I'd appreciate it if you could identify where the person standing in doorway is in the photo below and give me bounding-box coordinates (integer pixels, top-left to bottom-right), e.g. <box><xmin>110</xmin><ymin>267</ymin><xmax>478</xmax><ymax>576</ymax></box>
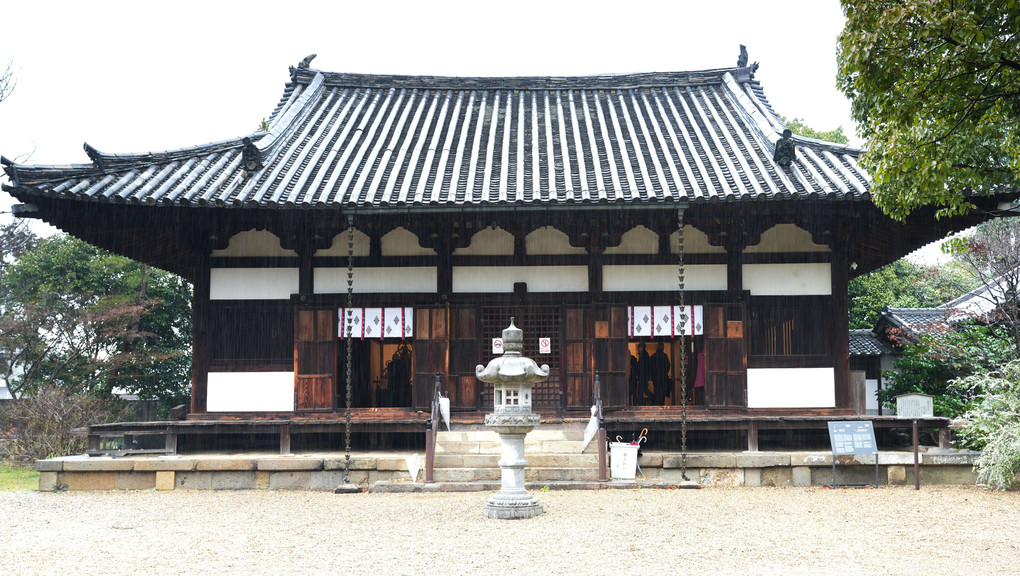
<box><xmin>649</xmin><ymin>342</ymin><xmax>671</xmax><ymax>406</ymax></box>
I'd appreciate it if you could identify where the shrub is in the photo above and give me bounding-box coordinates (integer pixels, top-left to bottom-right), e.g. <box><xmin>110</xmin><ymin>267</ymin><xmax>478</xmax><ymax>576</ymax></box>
<box><xmin>0</xmin><ymin>386</ymin><xmax>131</xmax><ymax>463</ymax></box>
<box><xmin>953</xmin><ymin>361</ymin><xmax>1020</xmax><ymax>490</ymax></box>
<box><xmin>880</xmin><ymin>325</ymin><xmax>1016</xmax><ymax>418</ymax></box>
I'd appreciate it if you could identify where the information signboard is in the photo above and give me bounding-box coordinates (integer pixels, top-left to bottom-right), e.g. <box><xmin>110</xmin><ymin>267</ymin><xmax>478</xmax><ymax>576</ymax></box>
<box><xmin>827</xmin><ymin>420</ymin><xmax>879</xmax><ymax>488</ymax></box>
<box><xmin>827</xmin><ymin>421</ymin><xmax>877</xmax><ymax>456</ymax></box>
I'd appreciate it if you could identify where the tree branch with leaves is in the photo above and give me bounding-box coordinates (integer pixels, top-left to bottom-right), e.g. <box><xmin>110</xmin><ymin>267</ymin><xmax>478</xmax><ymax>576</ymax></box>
<box><xmin>838</xmin><ymin>0</ymin><xmax>1020</xmax><ymax>220</ymax></box>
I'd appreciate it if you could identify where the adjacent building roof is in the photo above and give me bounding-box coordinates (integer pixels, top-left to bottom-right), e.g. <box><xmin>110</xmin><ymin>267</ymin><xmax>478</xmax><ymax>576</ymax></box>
<box><xmin>849</xmin><ymin>329</ymin><xmax>896</xmax><ymax>356</ymax></box>
<box><xmin>2</xmin><ymin>58</ymin><xmax>870</xmax><ymax>212</ymax></box>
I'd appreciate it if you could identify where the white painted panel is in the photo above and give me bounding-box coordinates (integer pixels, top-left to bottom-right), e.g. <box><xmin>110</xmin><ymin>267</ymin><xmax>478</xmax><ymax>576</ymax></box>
<box><xmin>525</xmin><ymin>227</ymin><xmax>586</xmax><ymax>255</ymax></box>
<box><xmin>207</xmin><ymin>372</ymin><xmax>294</xmax><ymax>412</ymax></box>
<box><xmin>747</xmin><ymin>367</ymin><xmax>836</xmax><ymax>408</ymax></box>
<box><xmin>742</xmin><ymin>263</ymin><xmax>831</xmax><ymax>296</ymax></box>
<box><xmin>602</xmin><ymin>265</ymin><xmax>727</xmax><ymax>292</ymax></box>
<box><xmin>211</xmin><ymin>230</ymin><xmax>297</xmax><ymax>257</ymax></box>
<box><xmin>453</xmin><ymin>226</ymin><xmax>514</xmax><ymax>256</ymax></box>
<box><xmin>315</xmin><ymin>267</ymin><xmax>437</xmax><ymax>293</ymax></box>
<box><xmin>866</xmin><ymin>378</ymin><xmax>879</xmax><ymax>412</ymax></box>
<box><xmin>210</xmin><ymin>268</ymin><xmax>299</xmax><ymax>300</ymax></box>
<box><xmin>744</xmin><ymin>224</ymin><xmax>830</xmax><ymax>253</ymax></box>
<box><xmin>381</xmin><ymin>227</ymin><xmax>436</xmax><ymax>256</ymax></box>
<box><xmin>452</xmin><ymin>266</ymin><xmax>588</xmax><ymax>292</ymax></box>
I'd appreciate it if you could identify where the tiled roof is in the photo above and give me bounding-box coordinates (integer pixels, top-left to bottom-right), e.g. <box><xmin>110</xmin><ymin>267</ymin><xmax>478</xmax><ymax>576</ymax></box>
<box><xmin>2</xmin><ymin>62</ymin><xmax>870</xmax><ymax>211</ymax></box>
<box><xmin>880</xmin><ymin>307</ymin><xmax>953</xmax><ymax>341</ymax></box>
<box><xmin>849</xmin><ymin>329</ymin><xmax>896</xmax><ymax>356</ymax></box>
<box><xmin>939</xmin><ymin>276</ymin><xmax>1012</xmax><ymax>321</ymax></box>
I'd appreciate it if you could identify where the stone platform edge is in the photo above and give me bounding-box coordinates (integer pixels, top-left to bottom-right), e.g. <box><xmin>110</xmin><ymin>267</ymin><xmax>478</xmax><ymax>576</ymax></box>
<box><xmin>35</xmin><ymin>450</ymin><xmax>980</xmax><ymax>492</ymax></box>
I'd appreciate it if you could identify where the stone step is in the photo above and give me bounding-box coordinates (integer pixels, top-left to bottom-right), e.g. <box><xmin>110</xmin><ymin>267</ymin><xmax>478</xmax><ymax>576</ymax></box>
<box><xmin>432</xmin><ymin>467</ymin><xmax>601</xmax><ymax>483</ymax></box>
<box><xmin>434</xmin><ymin>439</ymin><xmax>598</xmax><ymax>455</ymax></box>
<box><xmin>437</xmin><ymin>426</ymin><xmax>590</xmax><ymax>444</ymax></box>
<box><xmin>433</xmin><ymin>453</ymin><xmax>598</xmax><ymax>469</ymax></box>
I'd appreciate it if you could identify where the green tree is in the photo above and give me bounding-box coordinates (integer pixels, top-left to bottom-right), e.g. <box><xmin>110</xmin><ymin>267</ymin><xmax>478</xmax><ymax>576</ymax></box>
<box><xmin>0</xmin><ymin>234</ymin><xmax>191</xmax><ymax>408</ymax></box>
<box><xmin>848</xmin><ymin>259</ymin><xmax>974</xmax><ymax>329</ymax></box>
<box><xmin>837</xmin><ymin>1</ymin><xmax>1020</xmax><ymax>220</ymax></box>
<box><xmin>946</xmin><ymin>217</ymin><xmax>1020</xmax><ymax>356</ymax></box>
<box><xmin>880</xmin><ymin>325</ymin><xmax>1015</xmax><ymax>417</ymax></box>
<box><xmin>779</xmin><ymin>115</ymin><xmax>849</xmax><ymax>145</ymax></box>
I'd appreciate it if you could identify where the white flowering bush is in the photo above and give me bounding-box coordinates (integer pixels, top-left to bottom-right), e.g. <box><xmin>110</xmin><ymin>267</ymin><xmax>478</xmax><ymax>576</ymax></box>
<box><xmin>954</xmin><ymin>361</ymin><xmax>1020</xmax><ymax>490</ymax></box>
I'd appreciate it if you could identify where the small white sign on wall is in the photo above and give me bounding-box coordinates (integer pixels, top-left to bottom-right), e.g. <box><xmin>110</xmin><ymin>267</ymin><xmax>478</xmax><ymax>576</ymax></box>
<box><xmin>896</xmin><ymin>394</ymin><xmax>934</xmax><ymax>419</ymax></box>
<box><xmin>539</xmin><ymin>338</ymin><xmax>551</xmax><ymax>354</ymax></box>
<box><xmin>492</xmin><ymin>338</ymin><xmax>504</xmax><ymax>354</ymax></box>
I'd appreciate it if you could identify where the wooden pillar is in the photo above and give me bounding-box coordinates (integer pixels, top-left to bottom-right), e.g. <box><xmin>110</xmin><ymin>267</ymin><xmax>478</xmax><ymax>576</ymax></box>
<box><xmin>830</xmin><ymin>226</ymin><xmax>852</xmax><ymax>409</ymax></box>
<box><xmin>725</xmin><ymin>238</ymin><xmax>744</xmax><ymax>300</ymax></box>
<box><xmin>747</xmin><ymin>420</ymin><xmax>759</xmax><ymax>452</ymax></box>
<box><xmin>298</xmin><ymin>241</ymin><xmax>314</xmax><ymax>296</ymax></box>
<box><xmin>190</xmin><ymin>255</ymin><xmax>211</xmax><ymax>416</ymax></box>
<box><xmin>588</xmin><ymin>247</ymin><xmax>603</xmax><ymax>297</ymax></box>
<box><xmin>436</xmin><ymin>238</ymin><xmax>453</xmax><ymax>299</ymax></box>
<box><xmin>280</xmin><ymin>423</ymin><xmax>291</xmax><ymax>455</ymax></box>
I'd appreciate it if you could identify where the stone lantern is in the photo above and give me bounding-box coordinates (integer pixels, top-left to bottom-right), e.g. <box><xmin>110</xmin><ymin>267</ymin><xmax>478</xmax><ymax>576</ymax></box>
<box><xmin>475</xmin><ymin>318</ymin><xmax>548</xmax><ymax>519</ymax></box>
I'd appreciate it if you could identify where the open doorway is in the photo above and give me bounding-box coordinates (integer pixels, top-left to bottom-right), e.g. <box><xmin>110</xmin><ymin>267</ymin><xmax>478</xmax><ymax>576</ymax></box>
<box><xmin>626</xmin><ymin>337</ymin><xmax>705</xmax><ymax>407</ymax></box>
<box><xmin>338</xmin><ymin>340</ymin><xmax>414</xmax><ymax>408</ymax></box>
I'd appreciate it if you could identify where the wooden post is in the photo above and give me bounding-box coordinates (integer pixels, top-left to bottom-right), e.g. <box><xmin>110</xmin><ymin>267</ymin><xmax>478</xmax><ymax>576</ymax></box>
<box><xmin>164</xmin><ymin>429</ymin><xmax>178</xmax><ymax>455</ymax></box>
<box><xmin>424</xmin><ymin>372</ymin><xmax>441</xmax><ymax>484</ymax></box>
<box><xmin>747</xmin><ymin>420</ymin><xmax>759</xmax><ymax>452</ymax></box>
<box><xmin>595</xmin><ymin>372</ymin><xmax>608</xmax><ymax>482</ymax></box>
<box><xmin>280</xmin><ymin>423</ymin><xmax>291</xmax><ymax>455</ymax></box>
<box><xmin>913</xmin><ymin>419</ymin><xmax>920</xmax><ymax>490</ymax></box>
<box><xmin>597</xmin><ymin>428</ymin><xmax>608</xmax><ymax>482</ymax></box>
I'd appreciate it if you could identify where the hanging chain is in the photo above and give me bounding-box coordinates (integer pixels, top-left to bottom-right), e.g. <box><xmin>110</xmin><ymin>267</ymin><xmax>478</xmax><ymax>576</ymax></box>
<box><xmin>343</xmin><ymin>220</ymin><xmax>355</xmax><ymax>484</ymax></box>
<box><xmin>677</xmin><ymin>205</ymin><xmax>689</xmax><ymax>482</ymax></box>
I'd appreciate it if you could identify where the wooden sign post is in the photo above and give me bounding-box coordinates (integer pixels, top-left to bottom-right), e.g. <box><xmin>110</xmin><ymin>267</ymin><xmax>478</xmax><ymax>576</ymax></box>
<box><xmin>896</xmin><ymin>394</ymin><xmax>934</xmax><ymax>490</ymax></box>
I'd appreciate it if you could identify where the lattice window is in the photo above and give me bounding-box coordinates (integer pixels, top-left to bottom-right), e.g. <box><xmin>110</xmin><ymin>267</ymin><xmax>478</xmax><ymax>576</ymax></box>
<box><xmin>480</xmin><ymin>306</ymin><xmax>561</xmax><ymax>410</ymax></box>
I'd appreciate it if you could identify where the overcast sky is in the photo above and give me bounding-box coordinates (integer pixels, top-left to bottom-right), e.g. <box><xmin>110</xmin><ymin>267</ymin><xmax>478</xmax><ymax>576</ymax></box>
<box><xmin>0</xmin><ymin>1</ymin><xmax>899</xmax><ymax>248</ymax></box>
<box><xmin>0</xmin><ymin>0</ymin><xmax>854</xmax><ymax>165</ymax></box>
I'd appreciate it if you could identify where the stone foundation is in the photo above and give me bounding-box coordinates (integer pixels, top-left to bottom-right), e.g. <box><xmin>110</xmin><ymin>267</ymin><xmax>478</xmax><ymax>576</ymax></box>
<box><xmin>36</xmin><ymin>449</ymin><xmax>980</xmax><ymax>492</ymax></box>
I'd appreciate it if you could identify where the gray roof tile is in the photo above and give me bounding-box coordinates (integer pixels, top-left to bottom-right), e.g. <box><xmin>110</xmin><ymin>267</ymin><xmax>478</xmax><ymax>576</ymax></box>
<box><xmin>3</xmin><ymin>66</ymin><xmax>871</xmax><ymax>211</ymax></box>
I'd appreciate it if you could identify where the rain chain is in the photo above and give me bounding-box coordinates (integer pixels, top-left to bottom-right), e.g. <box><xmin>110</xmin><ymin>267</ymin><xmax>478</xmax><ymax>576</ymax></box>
<box><xmin>343</xmin><ymin>219</ymin><xmax>355</xmax><ymax>484</ymax></box>
<box><xmin>676</xmin><ymin>205</ymin><xmax>690</xmax><ymax>482</ymax></box>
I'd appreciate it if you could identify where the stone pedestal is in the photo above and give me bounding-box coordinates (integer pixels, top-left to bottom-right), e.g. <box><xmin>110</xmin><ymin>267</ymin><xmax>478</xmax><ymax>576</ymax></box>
<box><xmin>476</xmin><ymin>318</ymin><xmax>548</xmax><ymax>520</ymax></box>
<box><xmin>484</xmin><ymin>416</ymin><xmax>543</xmax><ymax>519</ymax></box>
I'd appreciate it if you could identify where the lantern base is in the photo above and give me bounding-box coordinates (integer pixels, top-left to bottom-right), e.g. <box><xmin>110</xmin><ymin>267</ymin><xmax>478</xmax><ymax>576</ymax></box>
<box><xmin>483</xmin><ymin>490</ymin><xmax>544</xmax><ymax>519</ymax></box>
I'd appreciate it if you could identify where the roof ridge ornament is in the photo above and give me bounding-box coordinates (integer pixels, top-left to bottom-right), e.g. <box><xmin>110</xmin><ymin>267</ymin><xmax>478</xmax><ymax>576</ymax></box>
<box><xmin>290</xmin><ymin>54</ymin><xmax>317</xmax><ymax>81</ymax></box>
<box><xmin>773</xmin><ymin>128</ymin><xmax>797</xmax><ymax>168</ymax></box>
<box><xmin>241</xmin><ymin>137</ymin><xmax>263</xmax><ymax>172</ymax></box>
<box><xmin>83</xmin><ymin>142</ymin><xmax>105</xmax><ymax>170</ymax></box>
<box><xmin>737</xmin><ymin>45</ymin><xmax>760</xmax><ymax>79</ymax></box>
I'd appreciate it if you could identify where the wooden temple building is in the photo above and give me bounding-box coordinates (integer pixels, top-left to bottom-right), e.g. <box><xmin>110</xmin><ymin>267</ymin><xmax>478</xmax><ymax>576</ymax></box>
<box><xmin>3</xmin><ymin>53</ymin><xmax>1013</xmax><ymax>453</ymax></box>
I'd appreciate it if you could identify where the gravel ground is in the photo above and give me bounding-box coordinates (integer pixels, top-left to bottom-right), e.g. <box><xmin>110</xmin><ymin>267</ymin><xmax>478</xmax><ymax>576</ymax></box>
<box><xmin>1</xmin><ymin>486</ymin><xmax>1018</xmax><ymax>575</ymax></box>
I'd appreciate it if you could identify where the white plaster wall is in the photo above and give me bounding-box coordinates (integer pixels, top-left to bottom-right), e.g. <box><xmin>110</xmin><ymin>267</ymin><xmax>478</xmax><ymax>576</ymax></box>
<box><xmin>604</xmin><ymin>225</ymin><xmax>659</xmax><ymax>255</ymax></box>
<box><xmin>452</xmin><ymin>266</ymin><xmax>588</xmax><ymax>292</ymax></box>
<box><xmin>453</xmin><ymin>227</ymin><xmax>514</xmax><ymax>256</ymax></box>
<box><xmin>210</xmin><ymin>268</ymin><xmax>299</xmax><ymax>300</ymax></box>
<box><xmin>746</xmin><ymin>367</ymin><xmax>836</xmax><ymax>408</ymax></box>
<box><xmin>211</xmin><ymin>230</ymin><xmax>298</xmax><ymax>258</ymax></box>
<box><xmin>669</xmin><ymin>226</ymin><xmax>726</xmax><ymax>254</ymax></box>
<box><xmin>866</xmin><ymin>378</ymin><xmax>880</xmax><ymax>412</ymax></box>
<box><xmin>315</xmin><ymin>228</ymin><xmax>371</xmax><ymax>257</ymax></box>
<box><xmin>744</xmin><ymin>224</ymin><xmax>830</xmax><ymax>253</ymax></box>
<box><xmin>742</xmin><ymin>263</ymin><xmax>832</xmax><ymax>296</ymax></box>
<box><xmin>206</xmin><ymin>371</ymin><xmax>295</xmax><ymax>412</ymax></box>
<box><xmin>602</xmin><ymin>264</ymin><xmax>727</xmax><ymax>292</ymax></box>
<box><xmin>381</xmin><ymin>227</ymin><xmax>436</xmax><ymax>256</ymax></box>
<box><xmin>525</xmin><ymin>227</ymin><xmax>586</xmax><ymax>255</ymax></box>
<box><xmin>315</xmin><ymin>267</ymin><xmax>437</xmax><ymax>293</ymax></box>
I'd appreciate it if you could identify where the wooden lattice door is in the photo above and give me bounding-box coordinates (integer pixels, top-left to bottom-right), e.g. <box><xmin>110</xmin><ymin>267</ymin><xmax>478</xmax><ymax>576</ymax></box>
<box><xmin>479</xmin><ymin>306</ymin><xmax>562</xmax><ymax>412</ymax></box>
<box><xmin>294</xmin><ymin>306</ymin><xmax>337</xmax><ymax>412</ymax></box>
<box><xmin>704</xmin><ymin>303</ymin><xmax>747</xmax><ymax>409</ymax></box>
